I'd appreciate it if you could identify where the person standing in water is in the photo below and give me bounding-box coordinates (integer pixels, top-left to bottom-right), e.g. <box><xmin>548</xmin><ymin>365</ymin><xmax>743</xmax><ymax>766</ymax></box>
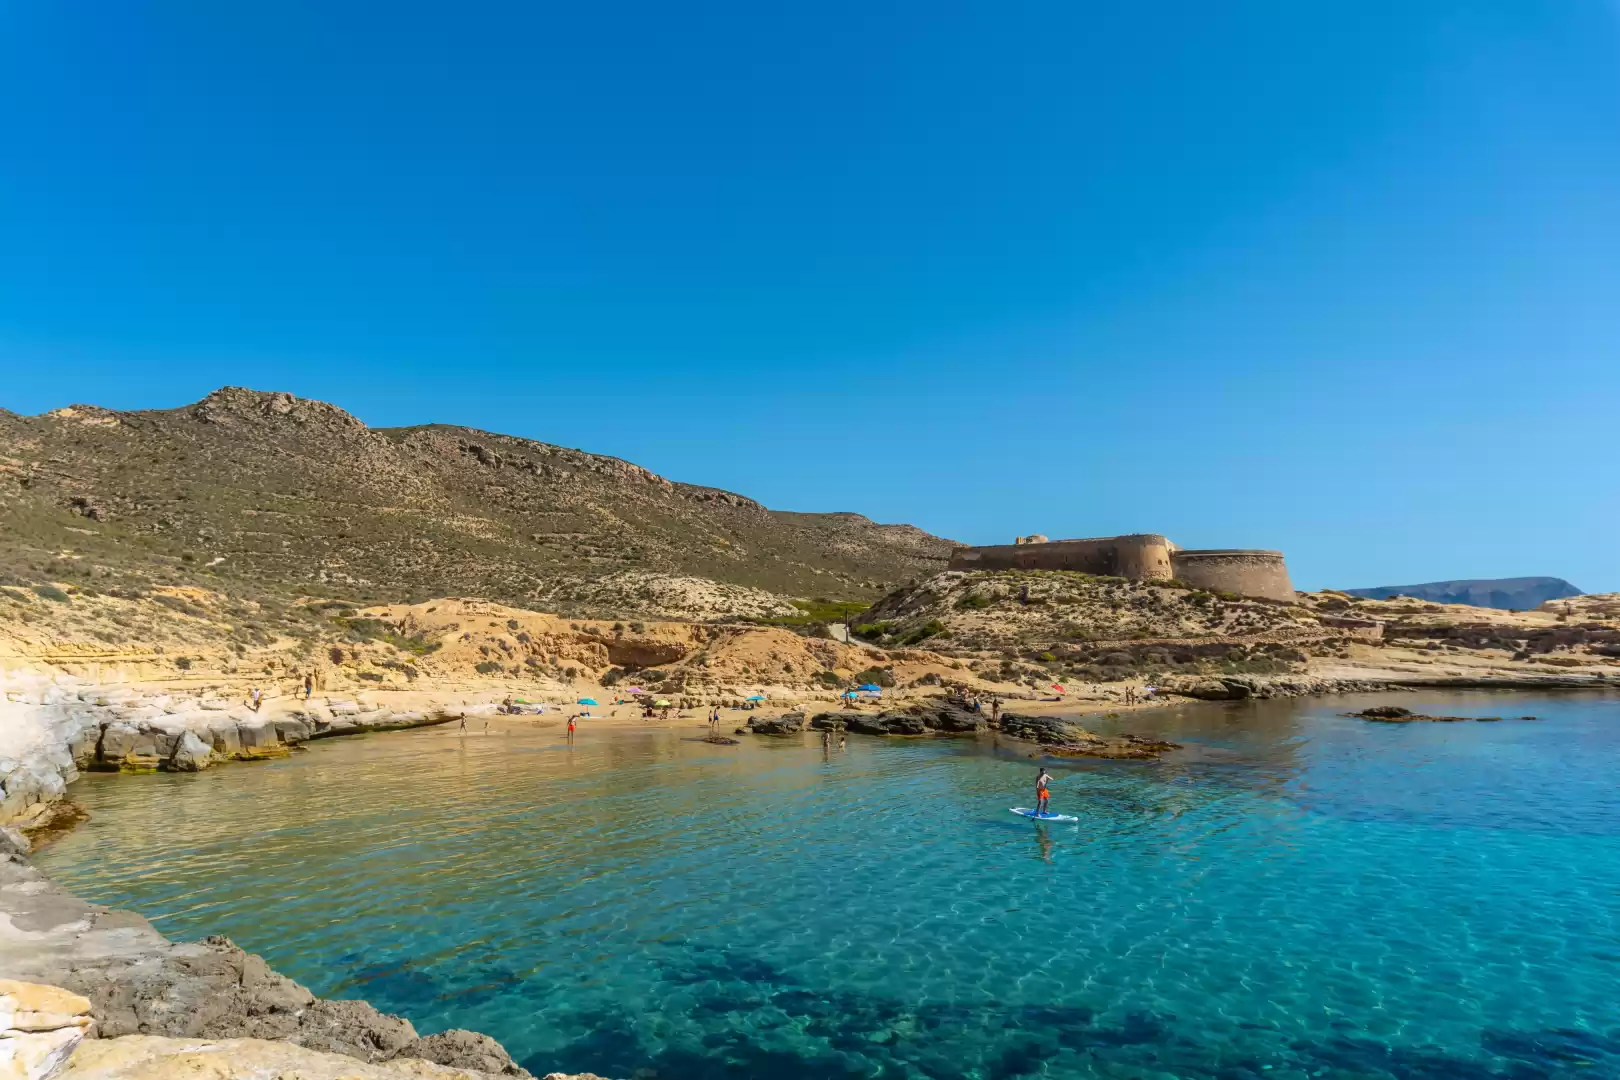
<box><xmin>1035</xmin><ymin>767</ymin><xmax>1053</xmax><ymax>817</ymax></box>
<box><xmin>567</xmin><ymin>716</ymin><xmax>576</xmax><ymax>742</ymax></box>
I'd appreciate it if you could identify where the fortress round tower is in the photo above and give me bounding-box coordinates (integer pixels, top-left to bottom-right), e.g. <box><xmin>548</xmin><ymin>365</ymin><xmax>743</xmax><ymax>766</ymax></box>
<box><xmin>1168</xmin><ymin>549</ymin><xmax>1294</xmax><ymax>602</ymax></box>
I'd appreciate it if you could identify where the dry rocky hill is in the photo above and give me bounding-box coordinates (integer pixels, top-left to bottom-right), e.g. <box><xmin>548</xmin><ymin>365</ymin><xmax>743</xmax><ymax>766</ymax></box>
<box><xmin>0</xmin><ymin>387</ymin><xmax>953</xmax><ymax>617</ymax></box>
<box><xmin>851</xmin><ymin>569</ymin><xmax>1620</xmax><ymax>695</ymax></box>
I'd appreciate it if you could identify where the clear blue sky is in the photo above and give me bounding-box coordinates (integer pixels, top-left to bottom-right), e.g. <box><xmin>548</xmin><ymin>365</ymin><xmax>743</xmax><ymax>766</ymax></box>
<box><xmin>3</xmin><ymin>2</ymin><xmax>1617</xmax><ymax>592</ymax></box>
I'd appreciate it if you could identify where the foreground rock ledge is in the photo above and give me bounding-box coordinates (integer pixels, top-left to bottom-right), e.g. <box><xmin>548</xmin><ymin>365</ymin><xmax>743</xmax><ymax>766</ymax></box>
<box><xmin>0</xmin><ymin>856</ymin><xmax>600</xmax><ymax>1080</ymax></box>
<box><xmin>37</xmin><ymin>1032</ymin><xmax>609</xmax><ymax>1080</ymax></box>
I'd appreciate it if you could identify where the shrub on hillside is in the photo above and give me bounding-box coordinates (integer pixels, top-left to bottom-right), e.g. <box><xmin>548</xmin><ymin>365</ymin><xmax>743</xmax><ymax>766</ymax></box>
<box><xmin>852</xmin><ymin>666</ymin><xmax>897</xmax><ymax>689</ymax></box>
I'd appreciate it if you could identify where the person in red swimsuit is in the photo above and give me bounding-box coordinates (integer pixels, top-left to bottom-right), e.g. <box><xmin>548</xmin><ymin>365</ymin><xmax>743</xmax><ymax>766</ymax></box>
<box><xmin>1035</xmin><ymin>767</ymin><xmax>1053</xmax><ymax>817</ymax></box>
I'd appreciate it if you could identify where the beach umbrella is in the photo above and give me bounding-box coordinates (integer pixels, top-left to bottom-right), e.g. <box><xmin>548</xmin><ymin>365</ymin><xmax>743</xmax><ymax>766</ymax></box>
<box><xmin>654</xmin><ymin>699</ymin><xmax>672</xmax><ymax>707</ymax></box>
<box><xmin>1051</xmin><ymin>684</ymin><xmax>1065</xmax><ymax>692</ymax></box>
<box><xmin>857</xmin><ymin>683</ymin><xmax>881</xmax><ymax>692</ymax></box>
<box><xmin>577</xmin><ymin>697</ymin><xmax>599</xmax><ymax>706</ymax></box>
<box><xmin>627</xmin><ymin>687</ymin><xmax>646</xmax><ymax>694</ymax></box>
<box><xmin>843</xmin><ymin>690</ymin><xmax>860</xmax><ymax>698</ymax></box>
<box><xmin>746</xmin><ymin>694</ymin><xmax>766</xmax><ymax>701</ymax></box>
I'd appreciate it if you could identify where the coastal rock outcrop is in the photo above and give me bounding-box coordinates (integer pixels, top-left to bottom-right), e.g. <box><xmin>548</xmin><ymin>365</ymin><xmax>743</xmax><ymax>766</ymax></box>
<box><xmin>0</xmin><ymin>673</ymin><xmax>458</xmax><ymax>831</ymax></box>
<box><xmin>993</xmin><ymin>713</ymin><xmax>1092</xmax><ymax>745</ymax></box>
<box><xmin>0</xmin><ymin>857</ymin><xmax>538</xmax><ymax>1076</ymax></box>
<box><xmin>746</xmin><ymin>712</ymin><xmax>804</xmax><ymax>735</ymax></box>
<box><xmin>168</xmin><ymin>732</ymin><xmax>214</xmax><ymax>772</ymax></box>
<box><xmin>396</xmin><ymin>1030</ymin><xmax>532</xmax><ymax>1077</ymax></box>
<box><xmin>809</xmin><ymin>702</ymin><xmax>986</xmax><ymax>736</ymax></box>
<box><xmin>56</xmin><ymin>1035</ymin><xmax>564</xmax><ymax>1079</ymax></box>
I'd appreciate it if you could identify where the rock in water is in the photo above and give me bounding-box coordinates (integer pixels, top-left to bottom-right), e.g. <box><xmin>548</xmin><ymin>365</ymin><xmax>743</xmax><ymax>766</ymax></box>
<box><xmin>169</xmin><ymin>731</ymin><xmax>213</xmax><ymax>772</ymax></box>
<box><xmin>845</xmin><ymin>712</ymin><xmax>929</xmax><ymax>735</ymax></box>
<box><xmin>746</xmin><ymin>713</ymin><xmax>804</xmax><ymax>735</ymax></box>
<box><xmin>995</xmin><ymin>713</ymin><xmax>1094</xmax><ymax>745</ymax></box>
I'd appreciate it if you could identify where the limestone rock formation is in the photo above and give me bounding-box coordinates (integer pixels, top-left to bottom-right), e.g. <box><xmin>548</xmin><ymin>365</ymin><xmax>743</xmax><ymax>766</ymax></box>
<box><xmin>167</xmin><ymin>732</ymin><xmax>213</xmax><ymax>772</ymax></box>
<box><xmin>0</xmin><ymin>980</ymin><xmax>94</xmax><ymax>1080</ymax></box>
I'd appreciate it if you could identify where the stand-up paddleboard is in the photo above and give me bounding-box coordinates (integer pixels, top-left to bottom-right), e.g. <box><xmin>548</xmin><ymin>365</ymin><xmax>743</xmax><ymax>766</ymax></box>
<box><xmin>1010</xmin><ymin>807</ymin><xmax>1078</xmax><ymax>823</ymax></box>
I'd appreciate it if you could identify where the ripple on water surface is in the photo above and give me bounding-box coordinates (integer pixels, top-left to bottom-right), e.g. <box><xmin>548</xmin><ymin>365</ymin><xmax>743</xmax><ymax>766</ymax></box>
<box><xmin>38</xmin><ymin>693</ymin><xmax>1620</xmax><ymax>1079</ymax></box>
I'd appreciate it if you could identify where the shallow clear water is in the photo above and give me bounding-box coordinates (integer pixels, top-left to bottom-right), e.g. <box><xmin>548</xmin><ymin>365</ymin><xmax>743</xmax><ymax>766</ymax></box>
<box><xmin>37</xmin><ymin>692</ymin><xmax>1620</xmax><ymax>1080</ymax></box>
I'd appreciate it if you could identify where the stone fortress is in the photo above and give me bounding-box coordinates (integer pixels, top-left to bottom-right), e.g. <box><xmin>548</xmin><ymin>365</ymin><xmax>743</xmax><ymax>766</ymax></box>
<box><xmin>947</xmin><ymin>533</ymin><xmax>1295</xmax><ymax>603</ymax></box>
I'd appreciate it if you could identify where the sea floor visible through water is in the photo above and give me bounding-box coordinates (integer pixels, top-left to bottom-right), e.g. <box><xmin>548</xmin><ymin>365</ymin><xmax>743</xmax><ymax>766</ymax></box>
<box><xmin>37</xmin><ymin>691</ymin><xmax>1620</xmax><ymax>1080</ymax></box>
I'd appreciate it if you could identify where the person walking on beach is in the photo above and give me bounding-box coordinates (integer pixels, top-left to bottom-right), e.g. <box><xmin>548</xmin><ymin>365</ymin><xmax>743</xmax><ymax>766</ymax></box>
<box><xmin>303</xmin><ymin>673</ymin><xmax>313</xmax><ymax>701</ymax></box>
<box><xmin>458</xmin><ymin>714</ymin><xmax>467</xmax><ymax>734</ymax></box>
<box><xmin>1035</xmin><ymin>767</ymin><xmax>1053</xmax><ymax>817</ymax></box>
<box><xmin>990</xmin><ymin>697</ymin><xmax>1000</xmax><ymax>723</ymax></box>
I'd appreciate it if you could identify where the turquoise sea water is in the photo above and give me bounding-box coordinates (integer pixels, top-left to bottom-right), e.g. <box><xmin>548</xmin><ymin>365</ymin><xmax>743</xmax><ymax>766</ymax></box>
<box><xmin>37</xmin><ymin>692</ymin><xmax>1620</xmax><ymax>1079</ymax></box>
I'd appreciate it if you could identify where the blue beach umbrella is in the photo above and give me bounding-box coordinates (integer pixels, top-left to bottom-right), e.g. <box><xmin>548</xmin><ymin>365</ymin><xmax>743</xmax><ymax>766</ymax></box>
<box><xmin>746</xmin><ymin>694</ymin><xmax>766</xmax><ymax>701</ymax></box>
<box><xmin>857</xmin><ymin>684</ymin><xmax>881</xmax><ymax>692</ymax></box>
<box><xmin>577</xmin><ymin>697</ymin><xmax>599</xmax><ymax>706</ymax></box>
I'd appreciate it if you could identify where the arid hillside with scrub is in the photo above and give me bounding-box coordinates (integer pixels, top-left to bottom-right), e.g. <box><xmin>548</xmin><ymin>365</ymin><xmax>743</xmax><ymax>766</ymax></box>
<box><xmin>0</xmin><ymin>387</ymin><xmax>953</xmax><ymax>619</ymax></box>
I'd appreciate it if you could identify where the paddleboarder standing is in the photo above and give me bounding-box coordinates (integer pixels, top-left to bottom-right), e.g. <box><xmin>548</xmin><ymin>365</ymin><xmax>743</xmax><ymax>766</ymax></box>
<box><xmin>1035</xmin><ymin>767</ymin><xmax>1053</xmax><ymax>818</ymax></box>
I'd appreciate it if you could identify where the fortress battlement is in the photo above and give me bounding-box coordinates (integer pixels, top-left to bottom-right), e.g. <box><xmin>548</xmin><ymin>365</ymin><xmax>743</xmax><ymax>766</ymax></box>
<box><xmin>948</xmin><ymin>534</ymin><xmax>1294</xmax><ymax>602</ymax></box>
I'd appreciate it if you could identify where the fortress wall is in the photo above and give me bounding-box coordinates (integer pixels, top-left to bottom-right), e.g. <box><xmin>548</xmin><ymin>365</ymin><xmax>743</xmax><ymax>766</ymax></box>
<box><xmin>1170</xmin><ymin>550</ymin><xmax>1295</xmax><ymax>603</ymax></box>
<box><xmin>948</xmin><ymin>534</ymin><xmax>1174</xmax><ymax>580</ymax></box>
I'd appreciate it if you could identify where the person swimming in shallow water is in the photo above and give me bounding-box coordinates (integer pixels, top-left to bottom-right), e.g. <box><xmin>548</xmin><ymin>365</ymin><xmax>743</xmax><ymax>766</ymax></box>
<box><xmin>1035</xmin><ymin>767</ymin><xmax>1053</xmax><ymax>817</ymax></box>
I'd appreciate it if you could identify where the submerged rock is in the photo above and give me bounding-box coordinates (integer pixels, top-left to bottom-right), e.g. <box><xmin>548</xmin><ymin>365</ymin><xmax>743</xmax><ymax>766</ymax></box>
<box><xmin>1350</xmin><ymin>706</ymin><xmax>1535</xmax><ymax>723</ymax></box>
<box><xmin>994</xmin><ymin>713</ymin><xmax>1179</xmax><ymax>760</ymax></box>
<box><xmin>1042</xmin><ymin>733</ymin><xmax>1180</xmax><ymax>760</ymax></box>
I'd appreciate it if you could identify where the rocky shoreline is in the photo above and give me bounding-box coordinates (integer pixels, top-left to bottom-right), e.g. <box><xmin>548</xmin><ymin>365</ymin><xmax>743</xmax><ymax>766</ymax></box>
<box><xmin>0</xmin><ymin>673</ymin><xmax>575</xmax><ymax>1079</ymax></box>
<box><xmin>0</xmin><ymin>672</ymin><xmax>462</xmax><ymax>840</ymax></box>
<box><xmin>1155</xmin><ymin>670</ymin><xmax>1610</xmax><ymax>702</ymax></box>
<box><xmin>0</xmin><ymin>844</ymin><xmax>539</xmax><ymax>1077</ymax></box>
